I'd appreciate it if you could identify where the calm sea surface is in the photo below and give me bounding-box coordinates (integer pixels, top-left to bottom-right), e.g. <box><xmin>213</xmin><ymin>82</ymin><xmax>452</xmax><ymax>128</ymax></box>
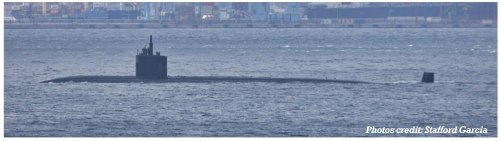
<box><xmin>4</xmin><ymin>28</ymin><xmax>497</xmax><ymax>137</ymax></box>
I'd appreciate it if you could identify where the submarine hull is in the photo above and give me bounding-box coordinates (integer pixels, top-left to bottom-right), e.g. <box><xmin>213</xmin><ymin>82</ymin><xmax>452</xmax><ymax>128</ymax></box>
<box><xmin>41</xmin><ymin>76</ymin><xmax>371</xmax><ymax>84</ymax></box>
<box><xmin>136</xmin><ymin>55</ymin><xmax>168</xmax><ymax>79</ymax></box>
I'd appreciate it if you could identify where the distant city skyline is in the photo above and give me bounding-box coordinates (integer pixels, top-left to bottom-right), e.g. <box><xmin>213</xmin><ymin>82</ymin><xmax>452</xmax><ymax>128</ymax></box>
<box><xmin>4</xmin><ymin>2</ymin><xmax>497</xmax><ymax>28</ymax></box>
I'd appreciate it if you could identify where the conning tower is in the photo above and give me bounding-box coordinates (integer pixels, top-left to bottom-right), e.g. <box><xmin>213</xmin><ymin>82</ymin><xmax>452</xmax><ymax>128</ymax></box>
<box><xmin>136</xmin><ymin>35</ymin><xmax>168</xmax><ymax>79</ymax></box>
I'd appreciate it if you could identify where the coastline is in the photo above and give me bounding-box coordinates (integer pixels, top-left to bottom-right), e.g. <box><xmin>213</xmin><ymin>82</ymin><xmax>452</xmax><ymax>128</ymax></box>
<box><xmin>5</xmin><ymin>22</ymin><xmax>496</xmax><ymax>29</ymax></box>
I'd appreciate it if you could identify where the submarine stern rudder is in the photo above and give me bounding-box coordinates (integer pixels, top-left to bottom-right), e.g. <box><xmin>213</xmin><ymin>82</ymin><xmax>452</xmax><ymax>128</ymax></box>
<box><xmin>421</xmin><ymin>72</ymin><xmax>434</xmax><ymax>83</ymax></box>
<box><xmin>136</xmin><ymin>35</ymin><xmax>168</xmax><ymax>79</ymax></box>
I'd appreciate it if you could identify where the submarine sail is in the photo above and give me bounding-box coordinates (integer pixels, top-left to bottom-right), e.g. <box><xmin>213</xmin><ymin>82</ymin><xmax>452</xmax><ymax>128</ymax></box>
<box><xmin>136</xmin><ymin>35</ymin><xmax>168</xmax><ymax>79</ymax></box>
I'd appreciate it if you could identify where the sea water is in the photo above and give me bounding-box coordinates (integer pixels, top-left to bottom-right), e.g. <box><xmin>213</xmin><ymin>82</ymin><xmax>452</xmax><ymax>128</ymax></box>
<box><xmin>4</xmin><ymin>28</ymin><xmax>497</xmax><ymax>137</ymax></box>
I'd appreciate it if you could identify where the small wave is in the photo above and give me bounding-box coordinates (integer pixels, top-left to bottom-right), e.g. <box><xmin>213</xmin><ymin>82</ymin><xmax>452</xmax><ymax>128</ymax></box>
<box><xmin>486</xmin><ymin>81</ymin><xmax>497</xmax><ymax>85</ymax></box>
<box><xmin>31</xmin><ymin>61</ymin><xmax>48</xmax><ymax>64</ymax></box>
<box><xmin>391</xmin><ymin>80</ymin><xmax>420</xmax><ymax>84</ymax></box>
<box><xmin>434</xmin><ymin>81</ymin><xmax>457</xmax><ymax>83</ymax></box>
<box><xmin>201</xmin><ymin>45</ymin><xmax>213</xmax><ymax>48</ymax></box>
<box><xmin>484</xmin><ymin>50</ymin><xmax>496</xmax><ymax>53</ymax></box>
<box><xmin>280</xmin><ymin>45</ymin><xmax>290</xmax><ymax>48</ymax></box>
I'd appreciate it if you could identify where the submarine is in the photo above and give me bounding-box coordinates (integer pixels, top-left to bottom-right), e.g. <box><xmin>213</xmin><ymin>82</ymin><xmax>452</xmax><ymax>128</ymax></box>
<box><xmin>42</xmin><ymin>35</ymin><xmax>433</xmax><ymax>83</ymax></box>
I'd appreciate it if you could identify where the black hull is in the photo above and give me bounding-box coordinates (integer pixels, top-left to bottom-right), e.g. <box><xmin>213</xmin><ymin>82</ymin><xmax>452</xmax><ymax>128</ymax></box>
<box><xmin>41</xmin><ymin>75</ymin><xmax>371</xmax><ymax>84</ymax></box>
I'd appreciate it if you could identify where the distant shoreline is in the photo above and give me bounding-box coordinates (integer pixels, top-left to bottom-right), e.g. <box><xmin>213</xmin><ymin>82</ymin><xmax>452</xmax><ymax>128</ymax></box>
<box><xmin>4</xmin><ymin>22</ymin><xmax>496</xmax><ymax>29</ymax></box>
